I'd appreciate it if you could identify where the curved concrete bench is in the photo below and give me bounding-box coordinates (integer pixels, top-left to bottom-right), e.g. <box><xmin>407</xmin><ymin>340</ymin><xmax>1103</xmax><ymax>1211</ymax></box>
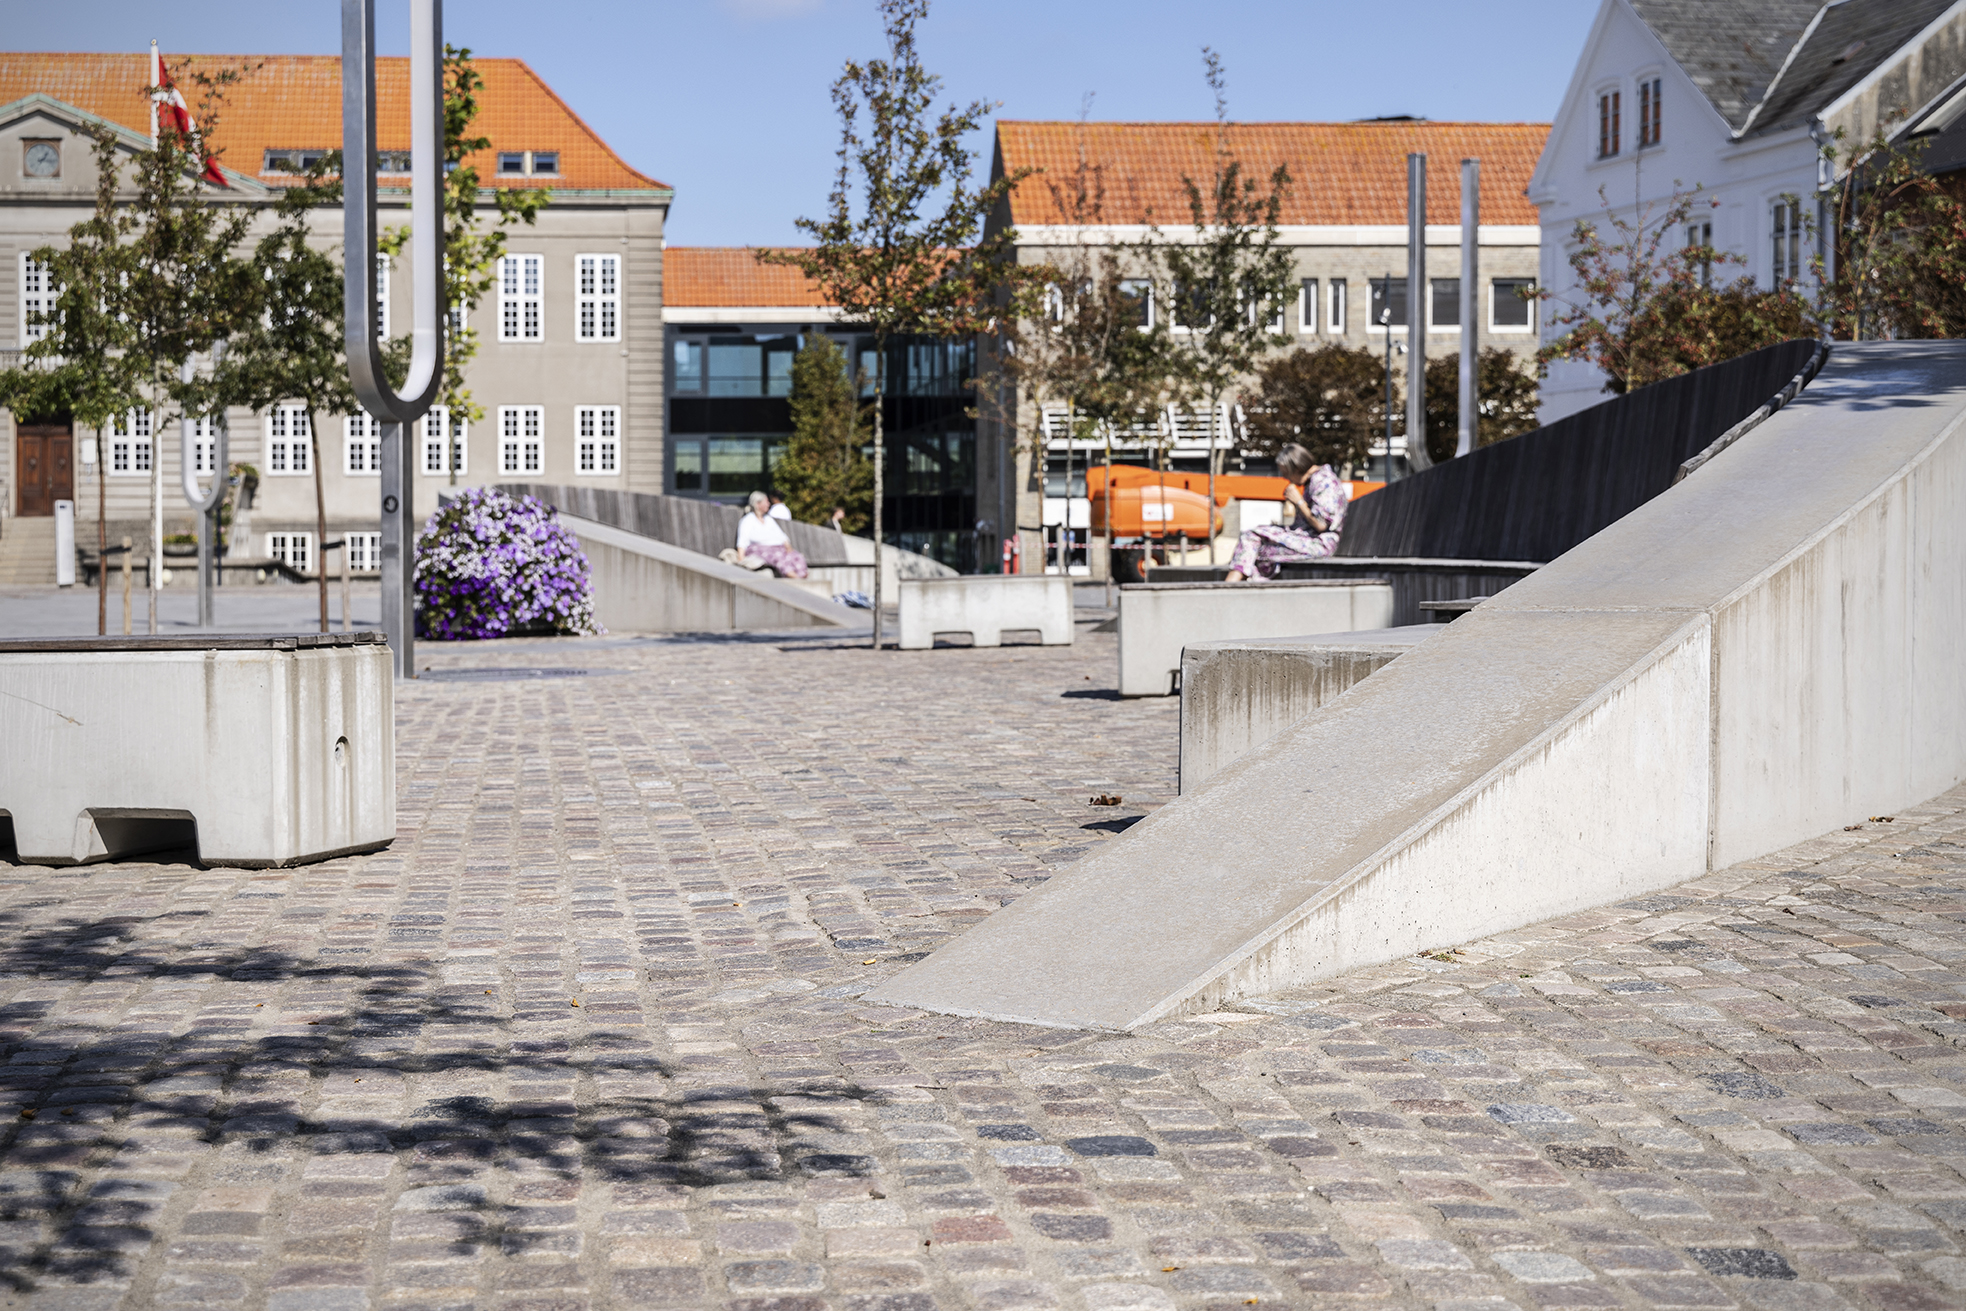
<box><xmin>870</xmin><ymin>342</ymin><xmax>1966</xmax><ymax>1030</ymax></box>
<box><xmin>565</xmin><ymin>514</ymin><xmax>867</xmax><ymax>633</ymax></box>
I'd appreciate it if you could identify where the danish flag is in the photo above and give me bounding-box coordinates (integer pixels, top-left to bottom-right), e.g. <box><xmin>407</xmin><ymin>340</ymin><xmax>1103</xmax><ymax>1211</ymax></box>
<box><xmin>150</xmin><ymin>42</ymin><xmax>228</xmax><ymax>187</ymax></box>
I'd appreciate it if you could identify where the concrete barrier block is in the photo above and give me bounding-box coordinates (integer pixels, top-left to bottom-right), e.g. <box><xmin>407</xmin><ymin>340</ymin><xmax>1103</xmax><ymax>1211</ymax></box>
<box><xmin>0</xmin><ymin>633</ymin><xmax>394</xmax><ymax>868</ymax></box>
<box><xmin>897</xmin><ymin>576</ymin><xmax>1073</xmax><ymax>650</ymax></box>
<box><xmin>1116</xmin><ymin>580</ymin><xmax>1395</xmax><ymax>696</ymax></box>
<box><xmin>1179</xmin><ymin>627</ymin><xmax>1435</xmax><ymax>794</ymax></box>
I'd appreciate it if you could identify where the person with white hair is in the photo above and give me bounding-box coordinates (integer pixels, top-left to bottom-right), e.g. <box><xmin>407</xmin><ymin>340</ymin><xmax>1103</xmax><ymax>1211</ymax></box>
<box><xmin>720</xmin><ymin>490</ymin><xmax>809</xmax><ymax>578</ymax></box>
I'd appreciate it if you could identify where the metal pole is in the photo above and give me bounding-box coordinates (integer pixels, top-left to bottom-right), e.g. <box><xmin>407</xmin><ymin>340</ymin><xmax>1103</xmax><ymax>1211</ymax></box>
<box><xmin>181</xmin><ymin>410</ymin><xmax>227</xmax><ymax>627</ymax></box>
<box><xmin>1381</xmin><ymin>300</ymin><xmax>1395</xmax><ymax>482</ymax></box>
<box><xmin>1405</xmin><ymin>153</ymin><xmax>1430</xmax><ymax>472</ymax></box>
<box><xmin>1457</xmin><ymin>158</ymin><xmax>1479</xmax><ymax>459</ymax></box>
<box><xmin>344</xmin><ymin>0</ymin><xmax>444</xmax><ymax>679</ymax></box>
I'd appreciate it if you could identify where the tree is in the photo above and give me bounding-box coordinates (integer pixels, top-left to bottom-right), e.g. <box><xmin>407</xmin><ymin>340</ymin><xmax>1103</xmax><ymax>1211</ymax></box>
<box><xmin>1819</xmin><ymin>124</ymin><xmax>1966</xmax><ymax>339</ymax></box>
<box><xmin>1424</xmin><ymin>348</ymin><xmax>1539</xmax><ymax>461</ymax></box>
<box><xmin>1539</xmin><ymin>183</ymin><xmax>1812</xmax><ymax>396</ymax></box>
<box><xmin>777</xmin><ymin>337</ymin><xmax>874</xmax><ymax>531</ymax></box>
<box><xmin>761</xmin><ymin>0</ymin><xmax>1028</xmax><ymax>648</ymax></box>
<box><xmin>1242</xmin><ymin>345</ymin><xmax>1394</xmax><ymax>472</ymax></box>
<box><xmin>223</xmin><ymin>159</ymin><xmax>354</xmax><ymax>632</ymax></box>
<box><xmin>1152</xmin><ymin>48</ymin><xmax>1295</xmax><ymax>560</ymax></box>
<box><xmin>380</xmin><ymin>46</ymin><xmax>549</xmax><ymax>478</ymax></box>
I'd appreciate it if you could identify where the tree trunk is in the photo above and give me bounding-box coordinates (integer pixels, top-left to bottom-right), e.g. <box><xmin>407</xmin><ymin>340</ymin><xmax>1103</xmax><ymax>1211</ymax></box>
<box><xmin>96</xmin><ymin>443</ymin><xmax>107</xmax><ymax>636</ymax></box>
<box><xmin>149</xmin><ymin>407</ymin><xmax>162</xmax><ymax>634</ymax></box>
<box><xmin>310</xmin><ymin>407</ymin><xmax>328</xmax><ymax>633</ymax></box>
<box><xmin>872</xmin><ymin>335</ymin><xmax>885</xmax><ymax>652</ymax></box>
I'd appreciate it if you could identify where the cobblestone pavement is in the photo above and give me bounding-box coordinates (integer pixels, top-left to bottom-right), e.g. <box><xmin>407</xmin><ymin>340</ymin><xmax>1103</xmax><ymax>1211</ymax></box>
<box><xmin>2</xmin><ymin>630</ymin><xmax>1964</xmax><ymax>1311</ymax></box>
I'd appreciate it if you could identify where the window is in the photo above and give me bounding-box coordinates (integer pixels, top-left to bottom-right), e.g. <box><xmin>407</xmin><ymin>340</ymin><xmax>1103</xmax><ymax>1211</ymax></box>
<box><xmin>346</xmin><ymin>531</ymin><xmax>381</xmax><ymax>573</ymax></box>
<box><xmin>375</xmin><ymin>254</ymin><xmax>391</xmax><ymax>338</ymax></box>
<box><xmin>262</xmin><ymin>148</ymin><xmax>328</xmax><ymax>174</ymax></box>
<box><xmin>499</xmin><ymin>406</ymin><xmax>543</xmax><ymax>475</ymax></box>
<box><xmin>107</xmin><ymin>411</ymin><xmax>153</xmax><ymax>476</ymax></box>
<box><xmin>268</xmin><ymin>532</ymin><xmax>313</xmax><ymax>574</ymax></box>
<box><xmin>1638</xmin><ymin>77</ymin><xmax>1662</xmax><ymax>147</ymax></box>
<box><xmin>497</xmin><ymin>152</ymin><xmax>527</xmax><ymax>175</ymax></box>
<box><xmin>1772</xmin><ymin>200</ymin><xmax>1802</xmax><ymax>285</ymax></box>
<box><xmin>265</xmin><ymin>404</ymin><xmax>312</xmax><ymax>475</ymax></box>
<box><xmin>1490</xmin><ymin>278</ymin><xmax>1536</xmax><ymax>331</ymax></box>
<box><xmin>377</xmin><ymin>150</ymin><xmax>411</xmax><ymax>174</ymax></box>
<box><xmin>1430</xmin><ymin>278</ymin><xmax>1460</xmax><ymax>330</ymax></box>
<box><xmin>705</xmin><ymin>335</ymin><xmax>799</xmax><ymax>396</ymax></box>
<box><xmin>576</xmin><ymin>406</ymin><xmax>620</xmax><ymax>475</ymax></box>
<box><xmin>1686</xmin><ymin>220</ymin><xmax>1713</xmax><ymax>287</ymax></box>
<box><xmin>20</xmin><ymin>254</ymin><xmax>56</xmax><ymax>344</ymax></box>
<box><xmin>421</xmin><ymin>407</ymin><xmax>467</xmax><ymax>476</ymax></box>
<box><xmin>498</xmin><ymin>254</ymin><xmax>542</xmax><ymax>341</ymax></box>
<box><xmin>531</xmin><ymin>151</ymin><xmax>559</xmax><ymax>175</ymax></box>
<box><xmin>186</xmin><ymin>416</ymin><xmax>218</xmax><ymax>475</ymax></box>
<box><xmin>576</xmin><ymin>254</ymin><xmax>620</xmax><ymax>342</ymax></box>
<box><xmin>1369</xmin><ymin>277</ymin><xmax>1409</xmax><ymax>329</ymax></box>
<box><xmin>345</xmin><ymin>413</ymin><xmax>381</xmax><ymax>475</ymax></box>
<box><xmin>1119</xmin><ymin>279</ymin><xmax>1155</xmax><ymax>329</ymax></box>
<box><xmin>1328</xmin><ymin>278</ymin><xmax>1347</xmax><ymax>333</ymax></box>
<box><xmin>673</xmin><ymin>339</ymin><xmax>704</xmax><ymax>391</ymax></box>
<box><xmin>1598</xmin><ymin>90</ymin><xmax>1621</xmax><ymax>158</ymax></box>
<box><xmin>674</xmin><ymin>439</ymin><xmax>703</xmax><ymax>491</ymax></box>
<box><xmin>1297</xmin><ymin>279</ymin><xmax>1319</xmax><ymax>334</ymax></box>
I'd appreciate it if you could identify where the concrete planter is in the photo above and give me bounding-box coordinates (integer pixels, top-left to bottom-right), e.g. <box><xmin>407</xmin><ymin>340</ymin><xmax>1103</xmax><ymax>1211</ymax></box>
<box><xmin>1116</xmin><ymin>579</ymin><xmax>1396</xmax><ymax>696</ymax></box>
<box><xmin>0</xmin><ymin>632</ymin><xmax>394</xmax><ymax>867</ymax></box>
<box><xmin>897</xmin><ymin>575</ymin><xmax>1074</xmax><ymax>649</ymax></box>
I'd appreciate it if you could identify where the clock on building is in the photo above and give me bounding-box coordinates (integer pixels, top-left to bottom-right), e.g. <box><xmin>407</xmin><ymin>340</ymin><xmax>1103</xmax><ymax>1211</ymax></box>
<box><xmin>24</xmin><ymin>141</ymin><xmax>60</xmax><ymax>178</ymax></box>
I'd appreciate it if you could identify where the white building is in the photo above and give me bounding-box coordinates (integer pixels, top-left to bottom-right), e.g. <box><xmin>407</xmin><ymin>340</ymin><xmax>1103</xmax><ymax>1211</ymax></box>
<box><xmin>1530</xmin><ymin>0</ymin><xmax>1966</xmax><ymax>422</ymax></box>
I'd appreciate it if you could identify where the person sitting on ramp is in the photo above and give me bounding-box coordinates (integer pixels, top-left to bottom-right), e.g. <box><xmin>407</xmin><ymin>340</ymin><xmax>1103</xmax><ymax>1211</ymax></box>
<box><xmin>1225</xmin><ymin>442</ymin><xmax>1350</xmax><ymax>582</ymax></box>
<box><xmin>721</xmin><ymin>490</ymin><xmax>810</xmax><ymax>578</ymax></box>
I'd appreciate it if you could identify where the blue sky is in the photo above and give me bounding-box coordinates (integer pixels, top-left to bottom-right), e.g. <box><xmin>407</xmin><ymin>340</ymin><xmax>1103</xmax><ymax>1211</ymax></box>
<box><xmin>15</xmin><ymin>1</ymin><xmax>1599</xmax><ymax>245</ymax></box>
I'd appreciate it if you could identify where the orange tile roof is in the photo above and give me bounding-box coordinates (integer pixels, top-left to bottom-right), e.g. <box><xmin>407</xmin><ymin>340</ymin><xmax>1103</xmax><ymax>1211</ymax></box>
<box><xmin>997</xmin><ymin>121</ymin><xmax>1547</xmax><ymax>227</ymax></box>
<box><xmin>0</xmin><ymin>52</ymin><xmax>667</xmax><ymax>193</ymax></box>
<box><xmin>665</xmin><ymin>248</ymin><xmax>831</xmax><ymax>309</ymax></box>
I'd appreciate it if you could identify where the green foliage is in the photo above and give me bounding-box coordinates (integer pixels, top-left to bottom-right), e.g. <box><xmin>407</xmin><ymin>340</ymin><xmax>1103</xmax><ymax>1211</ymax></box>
<box><xmin>1820</xmin><ymin>125</ymin><xmax>1966</xmax><ymax>339</ymax></box>
<box><xmin>1538</xmin><ymin>183</ymin><xmax>1812</xmax><ymax>395</ymax></box>
<box><xmin>1242</xmin><ymin>344</ymin><xmax>1394</xmax><ymax>472</ymax></box>
<box><xmin>379</xmin><ymin>45</ymin><xmax>550</xmax><ymax>429</ymax></box>
<box><xmin>777</xmin><ymin>337</ymin><xmax>874</xmax><ymax>532</ymax></box>
<box><xmin>1423</xmin><ymin>349</ymin><xmax>1540</xmax><ymax>462</ymax></box>
<box><xmin>224</xmin><ymin>163</ymin><xmax>354</xmax><ymax>422</ymax></box>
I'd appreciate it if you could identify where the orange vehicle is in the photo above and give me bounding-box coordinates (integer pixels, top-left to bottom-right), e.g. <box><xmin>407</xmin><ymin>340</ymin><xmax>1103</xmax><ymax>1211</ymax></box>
<box><xmin>1085</xmin><ymin>464</ymin><xmax>1383</xmax><ymax>539</ymax></box>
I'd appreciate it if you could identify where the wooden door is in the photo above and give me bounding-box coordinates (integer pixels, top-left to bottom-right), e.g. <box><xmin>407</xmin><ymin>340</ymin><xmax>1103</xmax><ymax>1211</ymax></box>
<box><xmin>16</xmin><ymin>424</ymin><xmax>73</xmax><ymax>516</ymax></box>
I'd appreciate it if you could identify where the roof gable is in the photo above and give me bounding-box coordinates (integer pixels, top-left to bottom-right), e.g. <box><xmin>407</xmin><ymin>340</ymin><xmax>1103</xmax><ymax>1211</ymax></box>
<box><xmin>0</xmin><ymin>52</ymin><xmax>668</xmax><ymax>193</ymax></box>
<box><xmin>1628</xmin><ymin>0</ymin><xmax>1823</xmax><ymax>133</ymax></box>
<box><xmin>995</xmin><ymin>121</ymin><xmax>1548</xmax><ymax>229</ymax></box>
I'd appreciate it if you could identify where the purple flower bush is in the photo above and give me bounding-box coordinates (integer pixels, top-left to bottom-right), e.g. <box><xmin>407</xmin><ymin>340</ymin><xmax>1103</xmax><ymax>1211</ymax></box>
<box><xmin>414</xmin><ymin>488</ymin><xmax>602</xmax><ymax>640</ymax></box>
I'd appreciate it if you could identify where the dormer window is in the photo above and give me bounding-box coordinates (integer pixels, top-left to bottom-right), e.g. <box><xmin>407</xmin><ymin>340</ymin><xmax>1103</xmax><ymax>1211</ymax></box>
<box><xmin>1638</xmin><ymin>78</ymin><xmax>1662</xmax><ymax>147</ymax></box>
<box><xmin>263</xmin><ymin>148</ymin><xmax>329</xmax><ymax>174</ymax></box>
<box><xmin>531</xmin><ymin>151</ymin><xmax>559</xmax><ymax>176</ymax></box>
<box><xmin>377</xmin><ymin>151</ymin><xmax>411</xmax><ymax>174</ymax></box>
<box><xmin>1597</xmin><ymin>90</ymin><xmax>1621</xmax><ymax>158</ymax></box>
<box><xmin>497</xmin><ymin>152</ymin><xmax>528</xmax><ymax>175</ymax></box>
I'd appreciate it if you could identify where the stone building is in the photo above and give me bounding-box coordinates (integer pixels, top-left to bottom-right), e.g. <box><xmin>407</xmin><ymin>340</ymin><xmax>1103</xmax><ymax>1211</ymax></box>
<box><xmin>0</xmin><ymin>52</ymin><xmax>669</xmax><ymax>583</ymax></box>
<box><xmin>980</xmin><ymin>119</ymin><xmax>1548</xmax><ymax>573</ymax></box>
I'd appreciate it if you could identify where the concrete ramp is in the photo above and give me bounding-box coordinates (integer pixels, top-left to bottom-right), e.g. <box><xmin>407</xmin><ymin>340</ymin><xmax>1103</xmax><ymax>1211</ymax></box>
<box><xmin>868</xmin><ymin>342</ymin><xmax>1966</xmax><ymax>1030</ymax></box>
<box><xmin>567</xmin><ymin>514</ymin><xmax>867</xmax><ymax>633</ymax></box>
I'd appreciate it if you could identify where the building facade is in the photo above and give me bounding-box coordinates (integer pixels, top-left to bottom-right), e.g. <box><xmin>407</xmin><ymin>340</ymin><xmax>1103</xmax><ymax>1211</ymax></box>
<box><xmin>0</xmin><ymin>52</ymin><xmax>670</xmax><ymax>582</ymax></box>
<box><xmin>981</xmin><ymin>119</ymin><xmax>1548</xmax><ymax>572</ymax></box>
<box><xmin>1530</xmin><ymin>0</ymin><xmax>1966</xmax><ymax>423</ymax></box>
<box><xmin>662</xmin><ymin>248</ymin><xmax>981</xmax><ymax>570</ymax></box>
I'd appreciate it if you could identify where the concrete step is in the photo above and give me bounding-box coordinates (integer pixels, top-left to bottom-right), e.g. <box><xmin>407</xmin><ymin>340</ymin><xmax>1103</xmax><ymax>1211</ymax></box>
<box><xmin>0</xmin><ymin>517</ymin><xmax>58</xmax><ymax>585</ymax></box>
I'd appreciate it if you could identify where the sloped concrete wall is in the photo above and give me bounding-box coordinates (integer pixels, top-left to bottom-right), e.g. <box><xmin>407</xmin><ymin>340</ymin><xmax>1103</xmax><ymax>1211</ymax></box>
<box><xmin>568</xmin><ymin>515</ymin><xmax>866</xmax><ymax>633</ymax></box>
<box><xmin>869</xmin><ymin>342</ymin><xmax>1966</xmax><ymax>1030</ymax></box>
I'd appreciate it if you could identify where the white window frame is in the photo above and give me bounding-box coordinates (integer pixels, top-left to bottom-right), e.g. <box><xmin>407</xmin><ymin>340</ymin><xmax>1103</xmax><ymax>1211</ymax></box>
<box><xmin>575</xmin><ymin>253</ymin><xmax>621</xmax><ymax>342</ymax></box>
<box><xmin>1595</xmin><ymin>86</ymin><xmax>1622</xmax><ymax>160</ymax></box>
<box><xmin>1297</xmin><ymin>279</ymin><xmax>1319</xmax><ymax>334</ymax></box>
<box><xmin>106</xmin><ymin>410</ymin><xmax>153</xmax><ymax>477</ymax></box>
<box><xmin>186</xmin><ymin>416</ymin><xmax>218</xmax><ymax>475</ymax></box>
<box><xmin>1771</xmin><ymin>199</ymin><xmax>1803</xmax><ymax>287</ymax></box>
<box><xmin>498</xmin><ymin>253</ymin><xmax>543</xmax><ymax>341</ymax></box>
<box><xmin>268</xmin><ymin>532</ymin><xmax>313</xmax><ymax>574</ymax></box>
<box><xmin>499</xmin><ymin>405</ymin><xmax>544</xmax><ymax>475</ymax></box>
<box><xmin>1328</xmin><ymin>278</ymin><xmax>1347</xmax><ymax>334</ymax></box>
<box><xmin>420</xmin><ymin>407</ymin><xmax>467</xmax><ymax>476</ymax></box>
<box><xmin>344</xmin><ymin>413</ymin><xmax>382</xmax><ymax>475</ymax></box>
<box><xmin>1429</xmin><ymin>278</ymin><xmax>1462</xmax><ymax>334</ymax></box>
<box><xmin>376</xmin><ymin>253</ymin><xmax>391</xmax><ymax>338</ymax></box>
<box><xmin>1637</xmin><ymin>74</ymin><xmax>1663</xmax><ymax>149</ymax></box>
<box><xmin>346</xmin><ymin>531</ymin><xmax>381</xmax><ymax>573</ymax></box>
<box><xmin>1488</xmin><ymin>278</ymin><xmax>1538</xmax><ymax>334</ymax></box>
<box><xmin>264</xmin><ymin>403</ymin><xmax>312</xmax><ymax>475</ymax></box>
<box><xmin>20</xmin><ymin>253</ymin><xmax>57</xmax><ymax>344</ymax></box>
<box><xmin>575</xmin><ymin>405</ymin><xmax>620</xmax><ymax>476</ymax></box>
<box><xmin>1366</xmin><ymin>277</ymin><xmax>1410</xmax><ymax>334</ymax></box>
<box><xmin>1118</xmin><ymin>279</ymin><xmax>1156</xmax><ymax>331</ymax></box>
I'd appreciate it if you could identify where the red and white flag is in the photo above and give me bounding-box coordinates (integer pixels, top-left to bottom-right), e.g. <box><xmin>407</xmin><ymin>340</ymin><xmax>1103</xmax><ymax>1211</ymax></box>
<box><xmin>150</xmin><ymin>42</ymin><xmax>227</xmax><ymax>187</ymax></box>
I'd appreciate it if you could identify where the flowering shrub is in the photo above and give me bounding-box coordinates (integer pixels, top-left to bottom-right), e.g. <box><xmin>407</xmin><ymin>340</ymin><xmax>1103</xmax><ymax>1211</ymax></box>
<box><xmin>414</xmin><ymin>488</ymin><xmax>602</xmax><ymax>640</ymax></box>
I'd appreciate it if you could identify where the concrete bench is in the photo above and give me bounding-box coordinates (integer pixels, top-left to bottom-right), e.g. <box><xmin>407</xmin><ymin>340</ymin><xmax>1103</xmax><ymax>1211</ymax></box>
<box><xmin>1116</xmin><ymin>579</ymin><xmax>1395</xmax><ymax>696</ymax></box>
<box><xmin>1179</xmin><ymin>627</ymin><xmax>1435</xmax><ymax>794</ymax></box>
<box><xmin>897</xmin><ymin>575</ymin><xmax>1073</xmax><ymax>649</ymax></box>
<box><xmin>0</xmin><ymin>632</ymin><xmax>394</xmax><ymax>867</ymax></box>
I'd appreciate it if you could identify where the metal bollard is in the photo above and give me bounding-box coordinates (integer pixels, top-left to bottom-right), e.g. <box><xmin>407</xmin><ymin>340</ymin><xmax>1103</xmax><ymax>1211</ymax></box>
<box><xmin>120</xmin><ymin>536</ymin><xmax>132</xmax><ymax>635</ymax></box>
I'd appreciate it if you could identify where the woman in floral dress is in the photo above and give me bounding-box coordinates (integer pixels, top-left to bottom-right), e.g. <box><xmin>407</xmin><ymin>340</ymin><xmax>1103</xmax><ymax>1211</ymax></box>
<box><xmin>1225</xmin><ymin>443</ymin><xmax>1351</xmax><ymax>582</ymax></box>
